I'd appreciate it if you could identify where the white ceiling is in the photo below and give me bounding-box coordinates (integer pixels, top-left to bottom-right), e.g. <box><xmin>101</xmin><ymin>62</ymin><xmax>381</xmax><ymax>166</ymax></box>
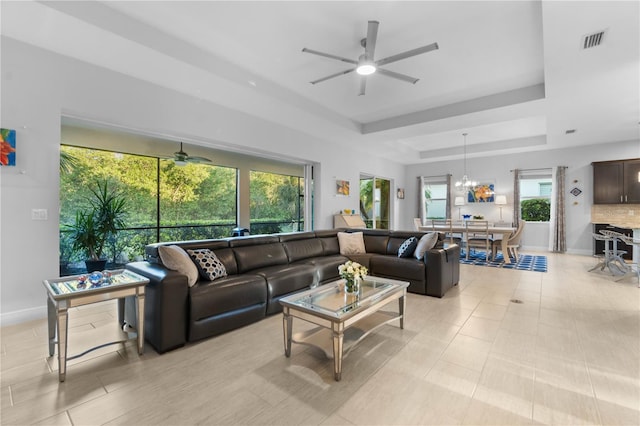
<box><xmin>2</xmin><ymin>1</ymin><xmax>639</xmax><ymax>164</ymax></box>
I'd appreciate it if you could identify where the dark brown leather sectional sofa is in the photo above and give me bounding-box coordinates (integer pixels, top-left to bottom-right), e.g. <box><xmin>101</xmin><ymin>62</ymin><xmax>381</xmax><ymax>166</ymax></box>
<box><xmin>125</xmin><ymin>229</ymin><xmax>460</xmax><ymax>354</ymax></box>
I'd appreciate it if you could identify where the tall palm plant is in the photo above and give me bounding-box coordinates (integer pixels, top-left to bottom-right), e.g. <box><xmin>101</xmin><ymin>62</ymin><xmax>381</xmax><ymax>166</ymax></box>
<box><xmin>67</xmin><ymin>180</ymin><xmax>127</xmax><ymax>262</ymax></box>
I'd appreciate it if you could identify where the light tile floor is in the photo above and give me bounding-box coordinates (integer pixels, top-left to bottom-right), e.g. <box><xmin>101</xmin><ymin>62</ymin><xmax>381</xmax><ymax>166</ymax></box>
<box><xmin>1</xmin><ymin>252</ymin><xmax>639</xmax><ymax>425</ymax></box>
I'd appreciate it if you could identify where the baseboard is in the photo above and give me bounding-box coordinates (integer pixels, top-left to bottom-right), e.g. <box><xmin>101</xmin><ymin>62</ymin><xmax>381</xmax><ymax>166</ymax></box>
<box><xmin>566</xmin><ymin>248</ymin><xmax>593</xmax><ymax>256</ymax></box>
<box><xmin>520</xmin><ymin>246</ymin><xmax>593</xmax><ymax>257</ymax></box>
<box><xmin>1</xmin><ymin>306</ymin><xmax>47</xmax><ymax>327</ymax></box>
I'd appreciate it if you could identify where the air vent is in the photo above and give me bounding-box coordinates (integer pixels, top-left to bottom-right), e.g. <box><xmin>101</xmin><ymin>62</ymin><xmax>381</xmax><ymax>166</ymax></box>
<box><xmin>583</xmin><ymin>30</ymin><xmax>606</xmax><ymax>49</ymax></box>
<box><xmin>565</xmin><ymin>129</ymin><xmax>576</xmax><ymax>134</ymax></box>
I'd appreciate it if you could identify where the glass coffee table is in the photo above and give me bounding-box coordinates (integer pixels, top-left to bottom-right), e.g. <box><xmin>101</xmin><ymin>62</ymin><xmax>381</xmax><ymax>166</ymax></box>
<box><xmin>279</xmin><ymin>276</ymin><xmax>409</xmax><ymax>381</ymax></box>
<box><xmin>43</xmin><ymin>269</ymin><xmax>149</xmax><ymax>382</ymax></box>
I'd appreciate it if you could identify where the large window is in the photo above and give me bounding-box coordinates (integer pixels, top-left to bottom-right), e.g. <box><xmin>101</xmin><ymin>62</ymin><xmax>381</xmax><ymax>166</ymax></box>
<box><xmin>159</xmin><ymin>160</ymin><xmax>237</xmax><ymax>240</ymax></box>
<box><xmin>419</xmin><ymin>175</ymin><xmax>450</xmax><ymax>223</ymax></box>
<box><xmin>519</xmin><ymin>171</ymin><xmax>552</xmax><ymax>222</ymax></box>
<box><xmin>60</xmin><ymin>145</ymin><xmax>237</xmax><ymax>275</ymax></box>
<box><xmin>249</xmin><ymin>170</ymin><xmax>304</xmax><ymax>234</ymax></box>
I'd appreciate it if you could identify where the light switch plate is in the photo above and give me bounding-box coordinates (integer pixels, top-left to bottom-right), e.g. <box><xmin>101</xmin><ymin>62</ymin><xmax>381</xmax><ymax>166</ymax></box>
<box><xmin>31</xmin><ymin>209</ymin><xmax>48</xmax><ymax>220</ymax></box>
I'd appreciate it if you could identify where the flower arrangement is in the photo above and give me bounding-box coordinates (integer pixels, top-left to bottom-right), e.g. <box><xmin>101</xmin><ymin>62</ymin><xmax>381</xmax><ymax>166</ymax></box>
<box><xmin>338</xmin><ymin>260</ymin><xmax>368</xmax><ymax>293</ymax></box>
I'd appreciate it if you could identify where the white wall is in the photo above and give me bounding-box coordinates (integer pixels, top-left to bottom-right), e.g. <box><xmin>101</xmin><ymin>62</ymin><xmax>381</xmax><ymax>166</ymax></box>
<box><xmin>0</xmin><ymin>38</ymin><xmax>405</xmax><ymax>324</ymax></box>
<box><xmin>405</xmin><ymin>140</ymin><xmax>640</xmax><ymax>253</ymax></box>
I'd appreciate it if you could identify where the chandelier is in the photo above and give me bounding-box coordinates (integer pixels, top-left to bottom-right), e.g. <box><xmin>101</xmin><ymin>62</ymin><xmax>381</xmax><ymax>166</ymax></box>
<box><xmin>455</xmin><ymin>133</ymin><xmax>477</xmax><ymax>188</ymax></box>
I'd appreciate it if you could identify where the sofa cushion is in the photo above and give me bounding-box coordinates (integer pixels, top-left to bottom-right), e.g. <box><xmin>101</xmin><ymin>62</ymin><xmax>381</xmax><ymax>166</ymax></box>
<box><xmin>317</xmin><ymin>234</ymin><xmax>341</xmax><ymax>255</ymax></box>
<box><xmin>187</xmin><ymin>249</ymin><xmax>228</xmax><ymax>281</ymax></box>
<box><xmin>189</xmin><ymin>274</ymin><xmax>267</xmax><ymax>321</ymax></box>
<box><xmin>253</xmin><ymin>264</ymin><xmax>317</xmax><ymax>314</ymax></box>
<box><xmin>398</xmin><ymin>237</ymin><xmax>418</xmax><ymax>258</ymax></box>
<box><xmin>210</xmin><ymin>247</ymin><xmax>238</xmax><ymax>276</ymax></box>
<box><xmin>232</xmin><ymin>243</ymin><xmax>288</xmax><ymax>273</ymax></box>
<box><xmin>370</xmin><ymin>255</ymin><xmax>426</xmax><ymax>282</ymax></box>
<box><xmin>345</xmin><ymin>253</ymin><xmax>376</xmax><ymax>270</ymax></box>
<box><xmin>282</xmin><ymin>238</ymin><xmax>324</xmax><ymax>263</ymax></box>
<box><xmin>300</xmin><ymin>254</ymin><xmax>349</xmax><ymax>284</ymax></box>
<box><xmin>337</xmin><ymin>232</ymin><xmax>366</xmax><ymax>255</ymax></box>
<box><xmin>415</xmin><ymin>232</ymin><xmax>439</xmax><ymax>260</ymax></box>
<box><xmin>158</xmin><ymin>245</ymin><xmax>199</xmax><ymax>287</ymax></box>
<box><xmin>363</xmin><ymin>233</ymin><xmax>390</xmax><ymax>254</ymax></box>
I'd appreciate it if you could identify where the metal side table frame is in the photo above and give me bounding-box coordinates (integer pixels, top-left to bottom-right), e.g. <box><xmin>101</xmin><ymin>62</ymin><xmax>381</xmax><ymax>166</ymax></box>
<box><xmin>43</xmin><ymin>270</ymin><xmax>149</xmax><ymax>382</ymax></box>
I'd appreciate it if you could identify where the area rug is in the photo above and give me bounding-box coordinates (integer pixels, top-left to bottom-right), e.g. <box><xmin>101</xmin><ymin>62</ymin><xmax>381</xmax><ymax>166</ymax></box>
<box><xmin>459</xmin><ymin>250</ymin><xmax>548</xmax><ymax>272</ymax></box>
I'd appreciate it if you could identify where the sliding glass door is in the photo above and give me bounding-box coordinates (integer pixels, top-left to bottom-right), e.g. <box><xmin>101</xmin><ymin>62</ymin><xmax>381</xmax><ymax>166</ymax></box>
<box><xmin>359</xmin><ymin>175</ymin><xmax>390</xmax><ymax>229</ymax></box>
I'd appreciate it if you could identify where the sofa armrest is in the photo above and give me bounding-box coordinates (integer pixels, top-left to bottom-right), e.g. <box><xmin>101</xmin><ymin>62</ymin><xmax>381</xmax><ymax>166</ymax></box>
<box><xmin>125</xmin><ymin>261</ymin><xmax>189</xmax><ymax>353</ymax></box>
<box><xmin>424</xmin><ymin>244</ymin><xmax>460</xmax><ymax>298</ymax></box>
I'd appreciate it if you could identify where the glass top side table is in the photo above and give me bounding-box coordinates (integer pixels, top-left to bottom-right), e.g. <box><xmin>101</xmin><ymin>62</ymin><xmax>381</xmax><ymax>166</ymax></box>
<box><xmin>43</xmin><ymin>269</ymin><xmax>149</xmax><ymax>382</ymax></box>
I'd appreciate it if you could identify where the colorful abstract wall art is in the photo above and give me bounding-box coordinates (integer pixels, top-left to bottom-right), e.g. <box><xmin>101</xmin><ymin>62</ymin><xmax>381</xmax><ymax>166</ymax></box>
<box><xmin>0</xmin><ymin>128</ymin><xmax>16</xmax><ymax>166</ymax></box>
<box><xmin>336</xmin><ymin>180</ymin><xmax>350</xmax><ymax>196</ymax></box>
<box><xmin>467</xmin><ymin>183</ymin><xmax>495</xmax><ymax>203</ymax></box>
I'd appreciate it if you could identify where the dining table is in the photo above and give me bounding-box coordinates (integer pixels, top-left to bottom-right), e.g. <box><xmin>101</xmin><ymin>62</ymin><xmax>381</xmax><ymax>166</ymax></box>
<box><xmin>419</xmin><ymin>222</ymin><xmax>517</xmax><ymax>264</ymax></box>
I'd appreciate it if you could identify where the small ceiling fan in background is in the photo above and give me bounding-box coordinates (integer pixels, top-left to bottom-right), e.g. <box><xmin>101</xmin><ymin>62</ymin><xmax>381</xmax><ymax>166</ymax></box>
<box><xmin>166</xmin><ymin>142</ymin><xmax>212</xmax><ymax>166</ymax></box>
<box><xmin>302</xmin><ymin>20</ymin><xmax>439</xmax><ymax>95</ymax></box>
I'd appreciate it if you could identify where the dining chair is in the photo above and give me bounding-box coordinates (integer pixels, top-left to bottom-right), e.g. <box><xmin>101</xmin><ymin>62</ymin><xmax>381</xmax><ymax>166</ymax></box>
<box><xmin>465</xmin><ymin>220</ymin><xmax>492</xmax><ymax>261</ymax></box>
<box><xmin>492</xmin><ymin>220</ymin><xmax>525</xmax><ymax>261</ymax></box>
<box><xmin>431</xmin><ymin>219</ymin><xmax>461</xmax><ymax>245</ymax></box>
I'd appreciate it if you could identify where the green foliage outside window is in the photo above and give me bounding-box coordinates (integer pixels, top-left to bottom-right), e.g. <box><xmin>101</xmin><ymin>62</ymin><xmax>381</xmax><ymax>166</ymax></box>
<box><xmin>250</xmin><ymin>171</ymin><xmax>304</xmax><ymax>234</ymax></box>
<box><xmin>59</xmin><ymin>146</ymin><xmax>305</xmax><ymax>275</ymax></box>
<box><xmin>521</xmin><ymin>198</ymin><xmax>550</xmax><ymax>222</ymax></box>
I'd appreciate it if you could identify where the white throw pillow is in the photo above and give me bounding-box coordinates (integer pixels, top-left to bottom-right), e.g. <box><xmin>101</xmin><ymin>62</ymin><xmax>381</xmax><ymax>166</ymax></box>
<box><xmin>158</xmin><ymin>245</ymin><xmax>199</xmax><ymax>287</ymax></box>
<box><xmin>337</xmin><ymin>232</ymin><xmax>366</xmax><ymax>255</ymax></box>
<box><xmin>414</xmin><ymin>232</ymin><xmax>439</xmax><ymax>260</ymax></box>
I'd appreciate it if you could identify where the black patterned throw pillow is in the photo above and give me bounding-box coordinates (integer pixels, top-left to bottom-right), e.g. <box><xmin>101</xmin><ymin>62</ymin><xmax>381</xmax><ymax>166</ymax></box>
<box><xmin>397</xmin><ymin>237</ymin><xmax>418</xmax><ymax>258</ymax></box>
<box><xmin>187</xmin><ymin>249</ymin><xmax>228</xmax><ymax>281</ymax></box>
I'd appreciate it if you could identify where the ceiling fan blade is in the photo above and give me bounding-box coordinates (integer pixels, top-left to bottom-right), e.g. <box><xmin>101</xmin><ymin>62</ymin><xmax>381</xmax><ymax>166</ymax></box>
<box><xmin>302</xmin><ymin>48</ymin><xmax>358</xmax><ymax>65</ymax></box>
<box><xmin>186</xmin><ymin>156</ymin><xmax>212</xmax><ymax>163</ymax></box>
<box><xmin>365</xmin><ymin>20</ymin><xmax>379</xmax><ymax>60</ymax></box>
<box><xmin>376</xmin><ymin>42</ymin><xmax>439</xmax><ymax>66</ymax></box>
<box><xmin>377</xmin><ymin>68</ymin><xmax>419</xmax><ymax>84</ymax></box>
<box><xmin>310</xmin><ymin>68</ymin><xmax>356</xmax><ymax>85</ymax></box>
<box><xmin>359</xmin><ymin>76</ymin><xmax>367</xmax><ymax>96</ymax></box>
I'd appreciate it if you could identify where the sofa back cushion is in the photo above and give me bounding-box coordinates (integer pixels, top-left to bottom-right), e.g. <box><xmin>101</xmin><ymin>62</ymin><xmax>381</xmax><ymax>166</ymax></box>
<box><xmin>210</xmin><ymin>248</ymin><xmax>238</xmax><ymax>276</ymax></box>
<box><xmin>363</xmin><ymin>234</ymin><xmax>389</xmax><ymax>254</ymax></box>
<box><xmin>315</xmin><ymin>230</ymin><xmax>341</xmax><ymax>255</ymax></box>
<box><xmin>232</xmin><ymin>243</ymin><xmax>288</xmax><ymax>273</ymax></box>
<box><xmin>282</xmin><ymin>238</ymin><xmax>324</xmax><ymax>263</ymax></box>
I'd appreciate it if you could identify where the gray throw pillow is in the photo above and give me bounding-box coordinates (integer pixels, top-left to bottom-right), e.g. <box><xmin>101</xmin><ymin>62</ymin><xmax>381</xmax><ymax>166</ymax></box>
<box><xmin>158</xmin><ymin>245</ymin><xmax>199</xmax><ymax>287</ymax></box>
<box><xmin>414</xmin><ymin>232</ymin><xmax>439</xmax><ymax>260</ymax></box>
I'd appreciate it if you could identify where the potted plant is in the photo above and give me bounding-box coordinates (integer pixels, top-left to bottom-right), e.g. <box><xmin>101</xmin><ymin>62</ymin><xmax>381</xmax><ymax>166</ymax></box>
<box><xmin>67</xmin><ymin>180</ymin><xmax>127</xmax><ymax>272</ymax></box>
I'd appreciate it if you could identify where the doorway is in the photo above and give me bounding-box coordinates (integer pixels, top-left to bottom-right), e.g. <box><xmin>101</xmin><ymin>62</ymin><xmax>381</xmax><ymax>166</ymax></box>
<box><xmin>359</xmin><ymin>175</ymin><xmax>390</xmax><ymax>229</ymax></box>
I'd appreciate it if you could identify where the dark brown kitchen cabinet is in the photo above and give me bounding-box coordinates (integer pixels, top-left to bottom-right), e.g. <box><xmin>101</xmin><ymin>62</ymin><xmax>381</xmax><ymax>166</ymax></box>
<box><xmin>593</xmin><ymin>159</ymin><xmax>640</xmax><ymax>204</ymax></box>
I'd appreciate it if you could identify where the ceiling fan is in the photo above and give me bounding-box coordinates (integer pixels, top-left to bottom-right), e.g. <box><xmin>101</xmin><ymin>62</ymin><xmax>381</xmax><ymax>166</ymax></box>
<box><xmin>168</xmin><ymin>142</ymin><xmax>212</xmax><ymax>166</ymax></box>
<box><xmin>302</xmin><ymin>20</ymin><xmax>439</xmax><ymax>95</ymax></box>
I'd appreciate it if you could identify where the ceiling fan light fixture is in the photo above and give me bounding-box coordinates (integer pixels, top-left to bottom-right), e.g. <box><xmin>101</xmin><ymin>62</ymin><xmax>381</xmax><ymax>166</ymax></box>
<box><xmin>356</xmin><ymin>55</ymin><xmax>376</xmax><ymax>75</ymax></box>
<box><xmin>174</xmin><ymin>160</ymin><xmax>187</xmax><ymax>167</ymax></box>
